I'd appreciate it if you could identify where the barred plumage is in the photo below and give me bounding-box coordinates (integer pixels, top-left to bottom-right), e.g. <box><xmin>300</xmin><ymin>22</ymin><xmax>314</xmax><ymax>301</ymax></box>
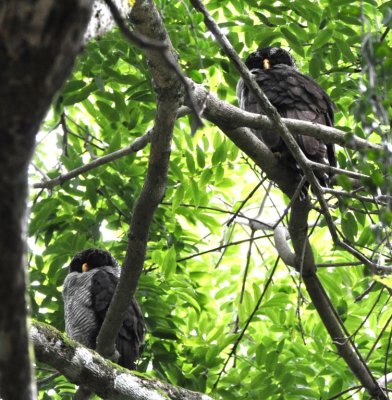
<box><xmin>63</xmin><ymin>249</ymin><xmax>145</xmax><ymax>369</ymax></box>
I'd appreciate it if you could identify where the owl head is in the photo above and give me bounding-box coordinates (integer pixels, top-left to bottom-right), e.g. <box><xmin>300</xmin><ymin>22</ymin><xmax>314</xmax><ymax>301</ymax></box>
<box><xmin>69</xmin><ymin>248</ymin><xmax>118</xmax><ymax>273</ymax></box>
<box><xmin>245</xmin><ymin>47</ymin><xmax>296</xmax><ymax>70</ymax></box>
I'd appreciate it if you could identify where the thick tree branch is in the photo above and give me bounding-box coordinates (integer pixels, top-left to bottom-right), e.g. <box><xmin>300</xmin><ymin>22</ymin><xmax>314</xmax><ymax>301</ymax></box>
<box><xmin>302</xmin><ymin>273</ymin><xmax>387</xmax><ymax>398</ymax></box>
<box><xmin>185</xmin><ymin>85</ymin><xmax>380</xmax><ymax>152</ymax></box>
<box><xmin>186</xmin><ymin>81</ymin><xmax>378</xmax><ymax>185</ymax></box>
<box><xmin>273</xmin><ymin>226</ymin><xmax>296</xmax><ymax>267</ymax></box>
<box><xmin>0</xmin><ymin>1</ymin><xmax>94</xmax><ymax>399</ymax></box>
<box><xmin>181</xmin><ymin>97</ymin><xmax>380</xmax><ymax>155</ymax></box>
<box><xmin>95</xmin><ymin>0</ymin><xmax>184</xmax><ymax>366</ymax></box>
<box><xmin>289</xmin><ymin>197</ymin><xmax>387</xmax><ymax>399</ymax></box>
<box><xmin>32</xmin><ymin>321</ymin><xmax>212</xmax><ymax>400</ymax></box>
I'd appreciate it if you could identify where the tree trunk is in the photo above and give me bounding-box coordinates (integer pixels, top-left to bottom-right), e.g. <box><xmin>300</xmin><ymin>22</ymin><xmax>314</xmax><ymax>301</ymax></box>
<box><xmin>0</xmin><ymin>1</ymin><xmax>94</xmax><ymax>398</ymax></box>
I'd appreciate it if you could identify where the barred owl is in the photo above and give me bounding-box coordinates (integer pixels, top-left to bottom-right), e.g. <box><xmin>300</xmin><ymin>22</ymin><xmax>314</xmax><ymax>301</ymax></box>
<box><xmin>63</xmin><ymin>248</ymin><xmax>145</xmax><ymax>369</ymax></box>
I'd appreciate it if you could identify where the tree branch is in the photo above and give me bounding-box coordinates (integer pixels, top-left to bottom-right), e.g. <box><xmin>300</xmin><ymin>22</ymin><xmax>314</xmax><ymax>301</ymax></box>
<box><xmin>33</xmin><ymin>130</ymin><xmax>152</xmax><ymax>189</ymax></box>
<box><xmin>273</xmin><ymin>225</ymin><xmax>296</xmax><ymax>267</ymax></box>
<box><xmin>172</xmin><ymin>89</ymin><xmax>381</xmax><ymax>152</ymax></box>
<box><xmin>95</xmin><ymin>0</ymin><xmax>184</xmax><ymax>367</ymax></box>
<box><xmin>0</xmin><ymin>1</ymin><xmax>94</xmax><ymax>398</ymax></box>
<box><xmin>202</xmin><ymin>111</ymin><xmax>386</xmax><ymax>397</ymax></box>
<box><xmin>33</xmin><ymin>84</ymin><xmax>377</xmax><ymax>191</ymax></box>
<box><xmin>189</xmin><ymin>1</ymin><xmax>387</xmax><ymax>398</ymax></box>
<box><xmin>32</xmin><ymin>321</ymin><xmax>212</xmax><ymax>400</ymax></box>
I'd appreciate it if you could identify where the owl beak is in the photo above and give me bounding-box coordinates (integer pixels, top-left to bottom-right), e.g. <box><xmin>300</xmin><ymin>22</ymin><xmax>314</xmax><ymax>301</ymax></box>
<box><xmin>263</xmin><ymin>58</ymin><xmax>270</xmax><ymax>69</ymax></box>
<box><xmin>82</xmin><ymin>263</ymin><xmax>89</xmax><ymax>272</ymax></box>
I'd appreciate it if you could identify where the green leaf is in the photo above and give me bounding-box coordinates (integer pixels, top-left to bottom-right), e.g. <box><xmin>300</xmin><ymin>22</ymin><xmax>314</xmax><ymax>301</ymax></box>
<box><xmin>62</xmin><ymin>82</ymin><xmax>96</xmax><ymax>105</ymax></box>
<box><xmin>109</xmin><ymin>131</ymin><xmax>121</xmax><ymax>151</ymax></box>
<box><xmin>211</xmin><ymin>142</ymin><xmax>227</xmax><ymax>165</ymax></box>
<box><xmin>172</xmin><ymin>184</ymin><xmax>184</xmax><ymax>212</ymax></box>
<box><xmin>313</xmin><ymin>29</ymin><xmax>333</xmax><ymax>49</ymax></box>
<box><xmin>85</xmin><ymin>180</ymin><xmax>98</xmax><ymax>208</ymax></box>
<box><xmin>96</xmin><ymin>101</ymin><xmax>120</xmax><ymax>122</ymax></box>
<box><xmin>341</xmin><ymin>212</ymin><xmax>358</xmax><ymax>241</ymax></box>
<box><xmin>281</xmin><ymin>27</ymin><xmax>305</xmax><ymax>57</ymax></box>
<box><xmin>309</xmin><ymin>56</ymin><xmax>322</xmax><ymax>78</ymax></box>
<box><xmin>336</xmin><ymin>39</ymin><xmax>357</xmax><ymax>62</ymax></box>
<box><xmin>357</xmin><ymin>225</ymin><xmax>375</xmax><ymax>246</ymax></box>
<box><xmin>196</xmin><ymin>145</ymin><xmax>206</xmax><ymax>169</ymax></box>
<box><xmin>63</xmin><ymin>80</ymin><xmax>86</xmax><ymax>93</ymax></box>
<box><xmin>161</xmin><ymin>247</ymin><xmax>177</xmax><ymax>279</ymax></box>
<box><xmin>185</xmin><ymin>151</ymin><xmax>196</xmax><ymax>174</ymax></box>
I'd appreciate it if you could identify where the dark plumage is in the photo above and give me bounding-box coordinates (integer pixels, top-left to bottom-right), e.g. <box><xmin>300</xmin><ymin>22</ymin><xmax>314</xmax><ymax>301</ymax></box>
<box><xmin>237</xmin><ymin>47</ymin><xmax>336</xmax><ymax>186</ymax></box>
<box><xmin>63</xmin><ymin>248</ymin><xmax>145</xmax><ymax>369</ymax></box>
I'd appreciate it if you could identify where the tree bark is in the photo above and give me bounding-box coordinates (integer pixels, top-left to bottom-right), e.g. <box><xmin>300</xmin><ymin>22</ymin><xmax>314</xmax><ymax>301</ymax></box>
<box><xmin>96</xmin><ymin>0</ymin><xmax>185</xmax><ymax>363</ymax></box>
<box><xmin>0</xmin><ymin>1</ymin><xmax>93</xmax><ymax>398</ymax></box>
<box><xmin>32</xmin><ymin>321</ymin><xmax>212</xmax><ymax>400</ymax></box>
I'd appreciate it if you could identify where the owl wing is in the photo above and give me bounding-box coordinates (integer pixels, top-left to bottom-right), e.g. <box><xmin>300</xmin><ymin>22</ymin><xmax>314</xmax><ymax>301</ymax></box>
<box><xmin>116</xmin><ymin>297</ymin><xmax>146</xmax><ymax>369</ymax></box>
<box><xmin>257</xmin><ymin>65</ymin><xmax>336</xmax><ymax>169</ymax></box>
<box><xmin>236</xmin><ymin>74</ymin><xmax>283</xmax><ymax>151</ymax></box>
<box><xmin>63</xmin><ymin>272</ymin><xmax>99</xmax><ymax>348</ymax></box>
<box><xmin>237</xmin><ymin>64</ymin><xmax>336</xmax><ymax>185</ymax></box>
<box><xmin>90</xmin><ymin>269</ymin><xmax>145</xmax><ymax>369</ymax></box>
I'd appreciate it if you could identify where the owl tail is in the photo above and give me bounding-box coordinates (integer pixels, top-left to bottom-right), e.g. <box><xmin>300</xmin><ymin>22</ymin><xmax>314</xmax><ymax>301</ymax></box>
<box><xmin>116</xmin><ymin>335</ymin><xmax>138</xmax><ymax>370</ymax></box>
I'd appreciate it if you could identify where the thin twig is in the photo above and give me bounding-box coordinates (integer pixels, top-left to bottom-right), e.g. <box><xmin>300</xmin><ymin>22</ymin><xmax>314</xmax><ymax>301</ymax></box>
<box><xmin>308</xmin><ymin>160</ymin><xmax>369</xmax><ymax>180</ymax></box>
<box><xmin>60</xmin><ymin>112</ymin><xmax>69</xmax><ymax>157</ymax></box>
<box><xmin>365</xmin><ymin>312</ymin><xmax>392</xmax><ymax>362</ymax></box>
<box><xmin>239</xmin><ymin>230</ymin><xmax>255</xmax><ymax>303</ymax></box>
<box><xmin>227</xmin><ymin>178</ymin><xmax>266</xmax><ymax>226</ymax></box>
<box><xmin>317</xmin><ymin>261</ymin><xmax>363</xmax><ymax>268</ymax></box>
<box><xmin>33</xmin><ymin>130</ymin><xmax>152</xmax><ymax>189</ymax></box>
<box><xmin>352</xmin><ymin>288</ymin><xmax>384</xmax><ymax>339</ymax></box>
<box><xmin>212</xmin><ymin>257</ymin><xmax>280</xmax><ymax>390</ymax></box>
<box><xmin>322</xmin><ymin>187</ymin><xmax>389</xmax><ymax>206</ymax></box>
<box><xmin>327</xmin><ymin>385</ymin><xmax>363</xmax><ymax>400</ymax></box>
<box><xmin>177</xmin><ymin>233</ymin><xmax>273</xmax><ymax>263</ymax></box>
<box><xmin>273</xmin><ymin>175</ymin><xmax>307</xmax><ymax>229</ymax></box>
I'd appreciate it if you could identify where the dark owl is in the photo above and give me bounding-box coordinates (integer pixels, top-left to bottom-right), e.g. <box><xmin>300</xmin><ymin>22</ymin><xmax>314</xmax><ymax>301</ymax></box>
<box><xmin>236</xmin><ymin>47</ymin><xmax>336</xmax><ymax>186</ymax></box>
<box><xmin>63</xmin><ymin>248</ymin><xmax>146</xmax><ymax>369</ymax></box>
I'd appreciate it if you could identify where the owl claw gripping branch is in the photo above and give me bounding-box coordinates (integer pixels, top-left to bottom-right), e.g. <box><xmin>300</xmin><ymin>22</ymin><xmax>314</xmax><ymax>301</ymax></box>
<box><xmin>237</xmin><ymin>47</ymin><xmax>336</xmax><ymax>188</ymax></box>
<box><xmin>63</xmin><ymin>248</ymin><xmax>146</xmax><ymax>370</ymax></box>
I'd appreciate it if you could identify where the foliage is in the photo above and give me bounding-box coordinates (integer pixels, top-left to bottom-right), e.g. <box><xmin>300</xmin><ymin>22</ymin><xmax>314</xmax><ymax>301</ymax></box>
<box><xmin>29</xmin><ymin>0</ymin><xmax>392</xmax><ymax>399</ymax></box>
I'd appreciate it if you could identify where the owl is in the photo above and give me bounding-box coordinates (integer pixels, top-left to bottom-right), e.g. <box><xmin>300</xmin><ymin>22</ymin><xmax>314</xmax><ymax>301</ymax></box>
<box><xmin>63</xmin><ymin>248</ymin><xmax>145</xmax><ymax>369</ymax></box>
<box><xmin>237</xmin><ymin>47</ymin><xmax>336</xmax><ymax>186</ymax></box>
